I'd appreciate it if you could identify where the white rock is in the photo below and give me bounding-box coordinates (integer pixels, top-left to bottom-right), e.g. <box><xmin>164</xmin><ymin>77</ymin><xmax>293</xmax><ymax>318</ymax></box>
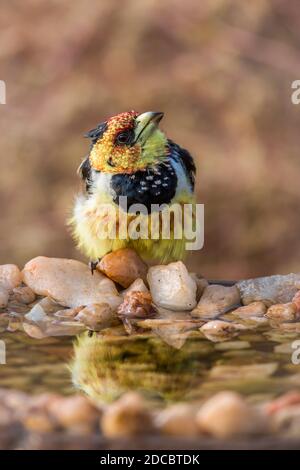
<box><xmin>147</xmin><ymin>261</ymin><xmax>197</xmax><ymax>311</ymax></box>
<box><xmin>22</xmin><ymin>256</ymin><xmax>122</xmax><ymax>309</ymax></box>
<box><xmin>0</xmin><ymin>264</ymin><xmax>22</xmax><ymax>291</ymax></box>
<box><xmin>196</xmin><ymin>391</ymin><xmax>269</xmax><ymax>438</ymax></box>
<box><xmin>0</xmin><ymin>286</ymin><xmax>9</xmax><ymax>308</ymax></box>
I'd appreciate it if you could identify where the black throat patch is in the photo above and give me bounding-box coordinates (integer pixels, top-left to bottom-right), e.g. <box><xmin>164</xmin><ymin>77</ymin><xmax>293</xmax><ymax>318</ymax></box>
<box><xmin>110</xmin><ymin>160</ymin><xmax>177</xmax><ymax>212</ymax></box>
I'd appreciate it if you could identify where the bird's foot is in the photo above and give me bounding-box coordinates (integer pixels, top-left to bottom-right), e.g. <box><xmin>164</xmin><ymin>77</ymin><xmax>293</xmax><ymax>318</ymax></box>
<box><xmin>89</xmin><ymin>259</ymin><xmax>100</xmax><ymax>275</ymax></box>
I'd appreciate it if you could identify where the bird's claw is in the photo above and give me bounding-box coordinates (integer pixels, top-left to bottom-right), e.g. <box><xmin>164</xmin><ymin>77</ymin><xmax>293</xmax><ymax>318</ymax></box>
<box><xmin>89</xmin><ymin>259</ymin><xmax>100</xmax><ymax>275</ymax></box>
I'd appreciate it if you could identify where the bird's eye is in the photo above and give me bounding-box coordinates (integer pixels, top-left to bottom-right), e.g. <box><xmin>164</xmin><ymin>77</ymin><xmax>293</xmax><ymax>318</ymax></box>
<box><xmin>115</xmin><ymin>129</ymin><xmax>134</xmax><ymax>145</ymax></box>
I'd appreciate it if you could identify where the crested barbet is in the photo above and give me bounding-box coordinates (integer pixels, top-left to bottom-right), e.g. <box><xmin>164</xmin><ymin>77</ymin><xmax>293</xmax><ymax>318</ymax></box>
<box><xmin>70</xmin><ymin>111</ymin><xmax>196</xmax><ymax>265</ymax></box>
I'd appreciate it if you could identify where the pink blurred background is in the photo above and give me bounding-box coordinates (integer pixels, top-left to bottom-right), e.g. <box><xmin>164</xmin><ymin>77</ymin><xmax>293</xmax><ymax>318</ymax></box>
<box><xmin>1</xmin><ymin>0</ymin><xmax>300</xmax><ymax>280</ymax></box>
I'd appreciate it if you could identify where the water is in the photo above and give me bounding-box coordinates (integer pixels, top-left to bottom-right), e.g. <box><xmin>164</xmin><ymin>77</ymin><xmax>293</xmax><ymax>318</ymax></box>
<box><xmin>1</xmin><ymin>324</ymin><xmax>299</xmax><ymax>406</ymax></box>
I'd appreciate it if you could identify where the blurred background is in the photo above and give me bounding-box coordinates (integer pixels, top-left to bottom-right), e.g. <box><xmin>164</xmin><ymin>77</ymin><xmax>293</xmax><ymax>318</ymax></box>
<box><xmin>1</xmin><ymin>0</ymin><xmax>300</xmax><ymax>280</ymax></box>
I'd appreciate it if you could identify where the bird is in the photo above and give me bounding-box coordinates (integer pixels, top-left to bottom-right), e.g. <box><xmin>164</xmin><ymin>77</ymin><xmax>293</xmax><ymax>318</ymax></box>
<box><xmin>69</xmin><ymin>110</ymin><xmax>196</xmax><ymax>266</ymax></box>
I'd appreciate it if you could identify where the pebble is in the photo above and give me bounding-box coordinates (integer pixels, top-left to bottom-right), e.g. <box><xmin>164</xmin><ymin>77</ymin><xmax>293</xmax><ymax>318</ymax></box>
<box><xmin>266</xmin><ymin>302</ymin><xmax>299</xmax><ymax>323</ymax></box>
<box><xmin>147</xmin><ymin>261</ymin><xmax>197</xmax><ymax>311</ymax></box>
<box><xmin>0</xmin><ymin>286</ymin><xmax>9</xmax><ymax>308</ymax></box>
<box><xmin>200</xmin><ymin>320</ymin><xmax>245</xmax><ymax>342</ymax></box>
<box><xmin>155</xmin><ymin>404</ymin><xmax>199</xmax><ymax>436</ymax></box>
<box><xmin>12</xmin><ymin>286</ymin><xmax>36</xmax><ymax>304</ymax></box>
<box><xmin>97</xmin><ymin>248</ymin><xmax>148</xmax><ymax>288</ymax></box>
<box><xmin>196</xmin><ymin>391</ymin><xmax>269</xmax><ymax>438</ymax></box>
<box><xmin>101</xmin><ymin>392</ymin><xmax>153</xmax><ymax>437</ymax></box>
<box><xmin>22</xmin><ymin>256</ymin><xmax>122</xmax><ymax>310</ymax></box>
<box><xmin>237</xmin><ymin>273</ymin><xmax>300</xmax><ymax>306</ymax></box>
<box><xmin>189</xmin><ymin>273</ymin><xmax>209</xmax><ymax>300</ymax></box>
<box><xmin>231</xmin><ymin>301</ymin><xmax>266</xmax><ymax>319</ymax></box>
<box><xmin>122</xmin><ymin>278</ymin><xmax>149</xmax><ymax>296</ymax></box>
<box><xmin>117</xmin><ymin>291</ymin><xmax>156</xmax><ymax>319</ymax></box>
<box><xmin>191</xmin><ymin>285</ymin><xmax>240</xmax><ymax>319</ymax></box>
<box><xmin>75</xmin><ymin>303</ymin><xmax>114</xmax><ymax>330</ymax></box>
<box><xmin>292</xmin><ymin>291</ymin><xmax>300</xmax><ymax>311</ymax></box>
<box><xmin>0</xmin><ymin>264</ymin><xmax>22</xmax><ymax>291</ymax></box>
<box><xmin>47</xmin><ymin>395</ymin><xmax>98</xmax><ymax>430</ymax></box>
<box><xmin>266</xmin><ymin>391</ymin><xmax>300</xmax><ymax>415</ymax></box>
<box><xmin>271</xmin><ymin>405</ymin><xmax>300</xmax><ymax>437</ymax></box>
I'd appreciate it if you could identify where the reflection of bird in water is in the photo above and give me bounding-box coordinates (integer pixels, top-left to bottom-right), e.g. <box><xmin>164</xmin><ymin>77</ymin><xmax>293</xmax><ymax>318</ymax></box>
<box><xmin>70</xmin><ymin>333</ymin><xmax>204</xmax><ymax>404</ymax></box>
<box><xmin>69</xmin><ymin>111</ymin><xmax>196</xmax><ymax>267</ymax></box>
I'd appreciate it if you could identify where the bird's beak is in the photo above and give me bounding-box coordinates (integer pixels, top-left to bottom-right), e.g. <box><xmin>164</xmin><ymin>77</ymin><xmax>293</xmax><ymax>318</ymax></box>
<box><xmin>134</xmin><ymin>111</ymin><xmax>164</xmax><ymax>144</ymax></box>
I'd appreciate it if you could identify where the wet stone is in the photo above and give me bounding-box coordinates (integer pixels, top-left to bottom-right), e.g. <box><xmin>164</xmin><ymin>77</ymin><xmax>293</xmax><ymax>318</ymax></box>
<box><xmin>192</xmin><ymin>285</ymin><xmax>240</xmax><ymax>319</ymax></box>
<box><xmin>237</xmin><ymin>273</ymin><xmax>300</xmax><ymax>306</ymax></box>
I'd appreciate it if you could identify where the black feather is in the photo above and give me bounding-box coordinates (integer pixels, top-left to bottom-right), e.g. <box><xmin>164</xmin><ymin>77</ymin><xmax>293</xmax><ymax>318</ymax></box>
<box><xmin>168</xmin><ymin>139</ymin><xmax>196</xmax><ymax>190</ymax></box>
<box><xmin>85</xmin><ymin>121</ymin><xmax>108</xmax><ymax>145</ymax></box>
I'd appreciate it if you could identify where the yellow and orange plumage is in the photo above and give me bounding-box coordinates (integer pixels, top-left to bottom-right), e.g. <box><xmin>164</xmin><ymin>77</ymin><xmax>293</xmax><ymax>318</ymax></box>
<box><xmin>69</xmin><ymin>111</ymin><xmax>196</xmax><ymax>264</ymax></box>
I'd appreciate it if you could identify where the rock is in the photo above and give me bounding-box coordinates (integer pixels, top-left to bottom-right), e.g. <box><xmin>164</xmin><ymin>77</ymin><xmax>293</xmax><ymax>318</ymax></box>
<box><xmin>266</xmin><ymin>392</ymin><xmax>300</xmax><ymax>415</ymax></box>
<box><xmin>101</xmin><ymin>392</ymin><xmax>153</xmax><ymax>437</ymax></box>
<box><xmin>25</xmin><ymin>303</ymin><xmax>48</xmax><ymax>322</ymax></box>
<box><xmin>231</xmin><ymin>301</ymin><xmax>266</xmax><ymax>319</ymax></box>
<box><xmin>54</xmin><ymin>307</ymin><xmax>82</xmax><ymax>319</ymax></box>
<box><xmin>122</xmin><ymin>278</ymin><xmax>149</xmax><ymax>296</ymax></box>
<box><xmin>189</xmin><ymin>273</ymin><xmax>209</xmax><ymax>300</ymax></box>
<box><xmin>191</xmin><ymin>285</ymin><xmax>240</xmax><ymax>319</ymax></box>
<box><xmin>12</xmin><ymin>286</ymin><xmax>36</xmax><ymax>304</ymax></box>
<box><xmin>237</xmin><ymin>273</ymin><xmax>300</xmax><ymax>306</ymax></box>
<box><xmin>147</xmin><ymin>261</ymin><xmax>197</xmax><ymax>311</ymax></box>
<box><xmin>22</xmin><ymin>256</ymin><xmax>122</xmax><ymax>310</ymax></box>
<box><xmin>47</xmin><ymin>395</ymin><xmax>98</xmax><ymax>430</ymax></box>
<box><xmin>209</xmin><ymin>363</ymin><xmax>278</xmax><ymax>380</ymax></box>
<box><xmin>97</xmin><ymin>248</ymin><xmax>148</xmax><ymax>288</ymax></box>
<box><xmin>75</xmin><ymin>303</ymin><xmax>114</xmax><ymax>330</ymax></box>
<box><xmin>117</xmin><ymin>291</ymin><xmax>156</xmax><ymax>319</ymax></box>
<box><xmin>266</xmin><ymin>302</ymin><xmax>299</xmax><ymax>323</ymax></box>
<box><xmin>0</xmin><ymin>286</ymin><xmax>9</xmax><ymax>309</ymax></box>
<box><xmin>271</xmin><ymin>405</ymin><xmax>300</xmax><ymax>437</ymax></box>
<box><xmin>292</xmin><ymin>291</ymin><xmax>300</xmax><ymax>311</ymax></box>
<box><xmin>200</xmin><ymin>320</ymin><xmax>245</xmax><ymax>342</ymax></box>
<box><xmin>155</xmin><ymin>404</ymin><xmax>199</xmax><ymax>436</ymax></box>
<box><xmin>0</xmin><ymin>264</ymin><xmax>22</xmax><ymax>291</ymax></box>
<box><xmin>196</xmin><ymin>391</ymin><xmax>269</xmax><ymax>438</ymax></box>
<box><xmin>21</xmin><ymin>411</ymin><xmax>55</xmax><ymax>433</ymax></box>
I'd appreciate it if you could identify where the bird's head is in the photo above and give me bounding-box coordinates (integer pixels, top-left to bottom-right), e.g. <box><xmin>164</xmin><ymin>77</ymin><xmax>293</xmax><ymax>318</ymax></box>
<box><xmin>86</xmin><ymin>111</ymin><xmax>167</xmax><ymax>173</ymax></box>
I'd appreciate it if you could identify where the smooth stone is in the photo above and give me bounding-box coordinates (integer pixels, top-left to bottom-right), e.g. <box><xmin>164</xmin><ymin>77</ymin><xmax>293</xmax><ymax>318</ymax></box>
<box><xmin>155</xmin><ymin>404</ymin><xmax>199</xmax><ymax>436</ymax></box>
<box><xmin>191</xmin><ymin>285</ymin><xmax>240</xmax><ymax>319</ymax></box>
<box><xmin>231</xmin><ymin>301</ymin><xmax>266</xmax><ymax>319</ymax></box>
<box><xmin>147</xmin><ymin>261</ymin><xmax>197</xmax><ymax>311</ymax></box>
<box><xmin>237</xmin><ymin>273</ymin><xmax>300</xmax><ymax>306</ymax></box>
<box><xmin>101</xmin><ymin>392</ymin><xmax>153</xmax><ymax>437</ymax></box>
<box><xmin>75</xmin><ymin>303</ymin><xmax>114</xmax><ymax>330</ymax></box>
<box><xmin>22</xmin><ymin>256</ymin><xmax>122</xmax><ymax>309</ymax></box>
<box><xmin>196</xmin><ymin>391</ymin><xmax>269</xmax><ymax>438</ymax></box>
<box><xmin>0</xmin><ymin>264</ymin><xmax>22</xmax><ymax>291</ymax></box>
<box><xmin>98</xmin><ymin>248</ymin><xmax>148</xmax><ymax>288</ymax></box>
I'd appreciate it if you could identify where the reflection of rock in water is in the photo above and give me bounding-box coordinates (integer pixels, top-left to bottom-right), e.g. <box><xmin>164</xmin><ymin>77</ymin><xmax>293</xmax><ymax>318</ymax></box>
<box><xmin>70</xmin><ymin>333</ymin><xmax>211</xmax><ymax>404</ymax></box>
